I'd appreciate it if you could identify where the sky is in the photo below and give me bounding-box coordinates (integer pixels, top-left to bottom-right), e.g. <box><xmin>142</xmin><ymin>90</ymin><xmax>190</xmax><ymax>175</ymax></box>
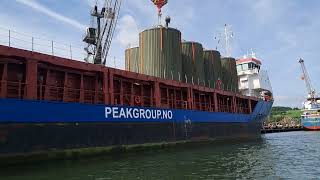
<box><xmin>1</xmin><ymin>0</ymin><xmax>320</xmax><ymax>107</ymax></box>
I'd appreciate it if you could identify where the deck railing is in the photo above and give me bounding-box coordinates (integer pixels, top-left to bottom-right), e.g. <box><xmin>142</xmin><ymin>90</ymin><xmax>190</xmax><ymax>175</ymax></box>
<box><xmin>0</xmin><ymin>27</ymin><xmax>86</xmax><ymax>61</ymax></box>
<box><xmin>4</xmin><ymin>81</ymin><xmax>27</xmax><ymax>99</ymax></box>
<box><xmin>0</xmin><ymin>79</ymin><xmax>253</xmax><ymax>114</ymax></box>
<box><xmin>160</xmin><ymin>98</ymin><xmax>189</xmax><ymax>110</ymax></box>
<box><xmin>37</xmin><ymin>84</ymin><xmax>104</xmax><ymax>104</ymax></box>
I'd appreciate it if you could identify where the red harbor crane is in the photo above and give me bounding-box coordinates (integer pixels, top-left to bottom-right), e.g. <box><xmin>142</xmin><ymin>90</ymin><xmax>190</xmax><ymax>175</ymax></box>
<box><xmin>299</xmin><ymin>58</ymin><xmax>316</xmax><ymax>99</ymax></box>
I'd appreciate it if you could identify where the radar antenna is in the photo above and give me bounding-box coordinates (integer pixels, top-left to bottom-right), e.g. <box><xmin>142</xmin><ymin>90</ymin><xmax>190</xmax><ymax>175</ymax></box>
<box><xmin>299</xmin><ymin>58</ymin><xmax>316</xmax><ymax>99</ymax></box>
<box><xmin>83</xmin><ymin>0</ymin><xmax>122</xmax><ymax>65</ymax></box>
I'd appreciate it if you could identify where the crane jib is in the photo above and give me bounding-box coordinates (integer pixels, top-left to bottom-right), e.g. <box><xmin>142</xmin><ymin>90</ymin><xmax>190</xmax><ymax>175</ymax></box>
<box><xmin>299</xmin><ymin>58</ymin><xmax>316</xmax><ymax>98</ymax></box>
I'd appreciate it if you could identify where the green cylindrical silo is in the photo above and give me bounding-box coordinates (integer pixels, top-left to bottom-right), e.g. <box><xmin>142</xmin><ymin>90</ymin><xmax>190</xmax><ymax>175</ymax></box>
<box><xmin>181</xmin><ymin>42</ymin><xmax>205</xmax><ymax>85</ymax></box>
<box><xmin>139</xmin><ymin>27</ymin><xmax>182</xmax><ymax>81</ymax></box>
<box><xmin>125</xmin><ymin>47</ymin><xmax>140</xmax><ymax>73</ymax></box>
<box><xmin>203</xmin><ymin>50</ymin><xmax>222</xmax><ymax>88</ymax></box>
<box><xmin>221</xmin><ymin>57</ymin><xmax>238</xmax><ymax>92</ymax></box>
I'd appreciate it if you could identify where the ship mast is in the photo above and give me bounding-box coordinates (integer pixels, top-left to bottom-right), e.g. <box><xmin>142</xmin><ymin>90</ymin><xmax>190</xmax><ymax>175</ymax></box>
<box><xmin>224</xmin><ymin>24</ymin><xmax>234</xmax><ymax>57</ymax></box>
<box><xmin>299</xmin><ymin>58</ymin><xmax>316</xmax><ymax>99</ymax></box>
<box><xmin>83</xmin><ymin>0</ymin><xmax>122</xmax><ymax>65</ymax></box>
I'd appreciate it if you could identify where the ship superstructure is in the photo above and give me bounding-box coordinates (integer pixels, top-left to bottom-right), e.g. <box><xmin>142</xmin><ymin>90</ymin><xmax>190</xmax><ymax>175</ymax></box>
<box><xmin>237</xmin><ymin>52</ymin><xmax>273</xmax><ymax>100</ymax></box>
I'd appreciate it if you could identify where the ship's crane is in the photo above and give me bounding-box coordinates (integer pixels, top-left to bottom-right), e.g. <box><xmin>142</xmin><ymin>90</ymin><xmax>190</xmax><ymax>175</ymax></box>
<box><xmin>83</xmin><ymin>0</ymin><xmax>122</xmax><ymax>65</ymax></box>
<box><xmin>299</xmin><ymin>58</ymin><xmax>316</xmax><ymax>99</ymax></box>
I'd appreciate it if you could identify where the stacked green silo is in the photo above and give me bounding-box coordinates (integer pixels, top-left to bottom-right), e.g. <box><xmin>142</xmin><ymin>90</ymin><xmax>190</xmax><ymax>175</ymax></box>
<box><xmin>181</xmin><ymin>42</ymin><xmax>205</xmax><ymax>85</ymax></box>
<box><xmin>139</xmin><ymin>27</ymin><xmax>182</xmax><ymax>81</ymax></box>
<box><xmin>125</xmin><ymin>47</ymin><xmax>140</xmax><ymax>73</ymax></box>
<box><xmin>203</xmin><ymin>50</ymin><xmax>214</xmax><ymax>87</ymax></box>
<box><xmin>203</xmin><ymin>50</ymin><xmax>222</xmax><ymax>88</ymax></box>
<box><xmin>221</xmin><ymin>57</ymin><xmax>238</xmax><ymax>92</ymax></box>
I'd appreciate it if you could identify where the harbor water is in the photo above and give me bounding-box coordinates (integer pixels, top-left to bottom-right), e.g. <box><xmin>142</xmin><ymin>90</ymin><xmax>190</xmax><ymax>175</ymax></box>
<box><xmin>1</xmin><ymin>131</ymin><xmax>320</xmax><ymax>179</ymax></box>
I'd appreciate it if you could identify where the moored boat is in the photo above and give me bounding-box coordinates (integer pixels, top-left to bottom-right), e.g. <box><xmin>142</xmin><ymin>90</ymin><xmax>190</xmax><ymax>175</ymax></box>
<box><xmin>299</xmin><ymin>58</ymin><xmax>320</xmax><ymax>130</ymax></box>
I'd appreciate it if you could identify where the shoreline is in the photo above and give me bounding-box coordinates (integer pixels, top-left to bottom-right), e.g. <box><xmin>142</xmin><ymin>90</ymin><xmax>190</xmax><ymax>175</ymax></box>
<box><xmin>261</xmin><ymin>127</ymin><xmax>303</xmax><ymax>134</ymax></box>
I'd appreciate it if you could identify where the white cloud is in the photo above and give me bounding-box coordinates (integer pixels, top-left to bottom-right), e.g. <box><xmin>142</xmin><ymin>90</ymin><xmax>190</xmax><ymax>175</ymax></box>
<box><xmin>125</xmin><ymin>0</ymin><xmax>154</xmax><ymax>16</ymax></box>
<box><xmin>15</xmin><ymin>0</ymin><xmax>86</xmax><ymax>30</ymax></box>
<box><xmin>276</xmin><ymin>31</ymin><xmax>298</xmax><ymax>50</ymax></box>
<box><xmin>274</xmin><ymin>95</ymin><xmax>305</xmax><ymax>108</ymax></box>
<box><xmin>86</xmin><ymin>0</ymin><xmax>104</xmax><ymax>7</ymax></box>
<box><xmin>115</xmin><ymin>15</ymin><xmax>139</xmax><ymax>47</ymax></box>
<box><xmin>251</xmin><ymin>0</ymin><xmax>275</xmax><ymax>24</ymax></box>
<box><xmin>166</xmin><ymin>5</ymin><xmax>195</xmax><ymax>29</ymax></box>
<box><xmin>86</xmin><ymin>0</ymin><xmax>94</xmax><ymax>6</ymax></box>
<box><xmin>249</xmin><ymin>0</ymin><xmax>295</xmax><ymax>25</ymax></box>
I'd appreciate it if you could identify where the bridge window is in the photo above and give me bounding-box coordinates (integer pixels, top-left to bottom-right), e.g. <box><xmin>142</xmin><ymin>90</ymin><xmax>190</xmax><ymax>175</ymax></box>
<box><xmin>248</xmin><ymin>63</ymin><xmax>261</xmax><ymax>70</ymax></box>
<box><xmin>237</xmin><ymin>63</ymin><xmax>260</xmax><ymax>71</ymax></box>
<box><xmin>237</xmin><ymin>65</ymin><xmax>242</xmax><ymax>72</ymax></box>
<box><xmin>242</xmin><ymin>63</ymin><xmax>249</xmax><ymax>70</ymax></box>
<box><xmin>251</xmin><ymin>63</ymin><xmax>260</xmax><ymax>71</ymax></box>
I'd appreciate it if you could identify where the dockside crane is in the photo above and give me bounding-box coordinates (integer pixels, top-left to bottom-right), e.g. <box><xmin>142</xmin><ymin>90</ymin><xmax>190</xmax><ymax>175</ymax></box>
<box><xmin>83</xmin><ymin>0</ymin><xmax>122</xmax><ymax>65</ymax></box>
<box><xmin>299</xmin><ymin>58</ymin><xmax>316</xmax><ymax>99</ymax></box>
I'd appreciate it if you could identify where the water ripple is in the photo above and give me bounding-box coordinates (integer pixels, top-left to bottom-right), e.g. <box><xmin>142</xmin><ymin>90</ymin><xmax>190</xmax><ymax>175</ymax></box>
<box><xmin>1</xmin><ymin>131</ymin><xmax>320</xmax><ymax>179</ymax></box>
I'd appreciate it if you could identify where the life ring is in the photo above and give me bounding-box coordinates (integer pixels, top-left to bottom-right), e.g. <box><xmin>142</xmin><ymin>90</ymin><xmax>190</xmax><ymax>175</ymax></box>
<box><xmin>135</xmin><ymin>96</ymin><xmax>141</xmax><ymax>104</ymax></box>
<box><xmin>215</xmin><ymin>79</ymin><xmax>222</xmax><ymax>90</ymax></box>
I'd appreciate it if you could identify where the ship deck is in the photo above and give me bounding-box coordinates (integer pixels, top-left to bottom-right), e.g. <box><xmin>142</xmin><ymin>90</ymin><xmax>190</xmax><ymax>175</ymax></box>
<box><xmin>0</xmin><ymin>45</ymin><xmax>260</xmax><ymax>114</ymax></box>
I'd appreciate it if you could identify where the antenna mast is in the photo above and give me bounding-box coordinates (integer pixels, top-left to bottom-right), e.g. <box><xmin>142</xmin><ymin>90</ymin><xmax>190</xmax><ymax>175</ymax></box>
<box><xmin>224</xmin><ymin>24</ymin><xmax>233</xmax><ymax>57</ymax></box>
<box><xmin>299</xmin><ymin>58</ymin><xmax>316</xmax><ymax>99</ymax></box>
<box><xmin>83</xmin><ymin>0</ymin><xmax>122</xmax><ymax>65</ymax></box>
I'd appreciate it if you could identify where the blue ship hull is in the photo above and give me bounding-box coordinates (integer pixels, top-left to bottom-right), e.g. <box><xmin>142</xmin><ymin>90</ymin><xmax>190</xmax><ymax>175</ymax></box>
<box><xmin>302</xmin><ymin>117</ymin><xmax>320</xmax><ymax>130</ymax></box>
<box><xmin>0</xmin><ymin>98</ymin><xmax>273</xmax><ymax>155</ymax></box>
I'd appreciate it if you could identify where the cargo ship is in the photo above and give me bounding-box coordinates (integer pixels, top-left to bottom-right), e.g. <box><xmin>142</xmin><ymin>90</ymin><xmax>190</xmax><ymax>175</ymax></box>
<box><xmin>299</xmin><ymin>59</ymin><xmax>320</xmax><ymax>130</ymax></box>
<box><xmin>0</xmin><ymin>1</ymin><xmax>273</xmax><ymax>155</ymax></box>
